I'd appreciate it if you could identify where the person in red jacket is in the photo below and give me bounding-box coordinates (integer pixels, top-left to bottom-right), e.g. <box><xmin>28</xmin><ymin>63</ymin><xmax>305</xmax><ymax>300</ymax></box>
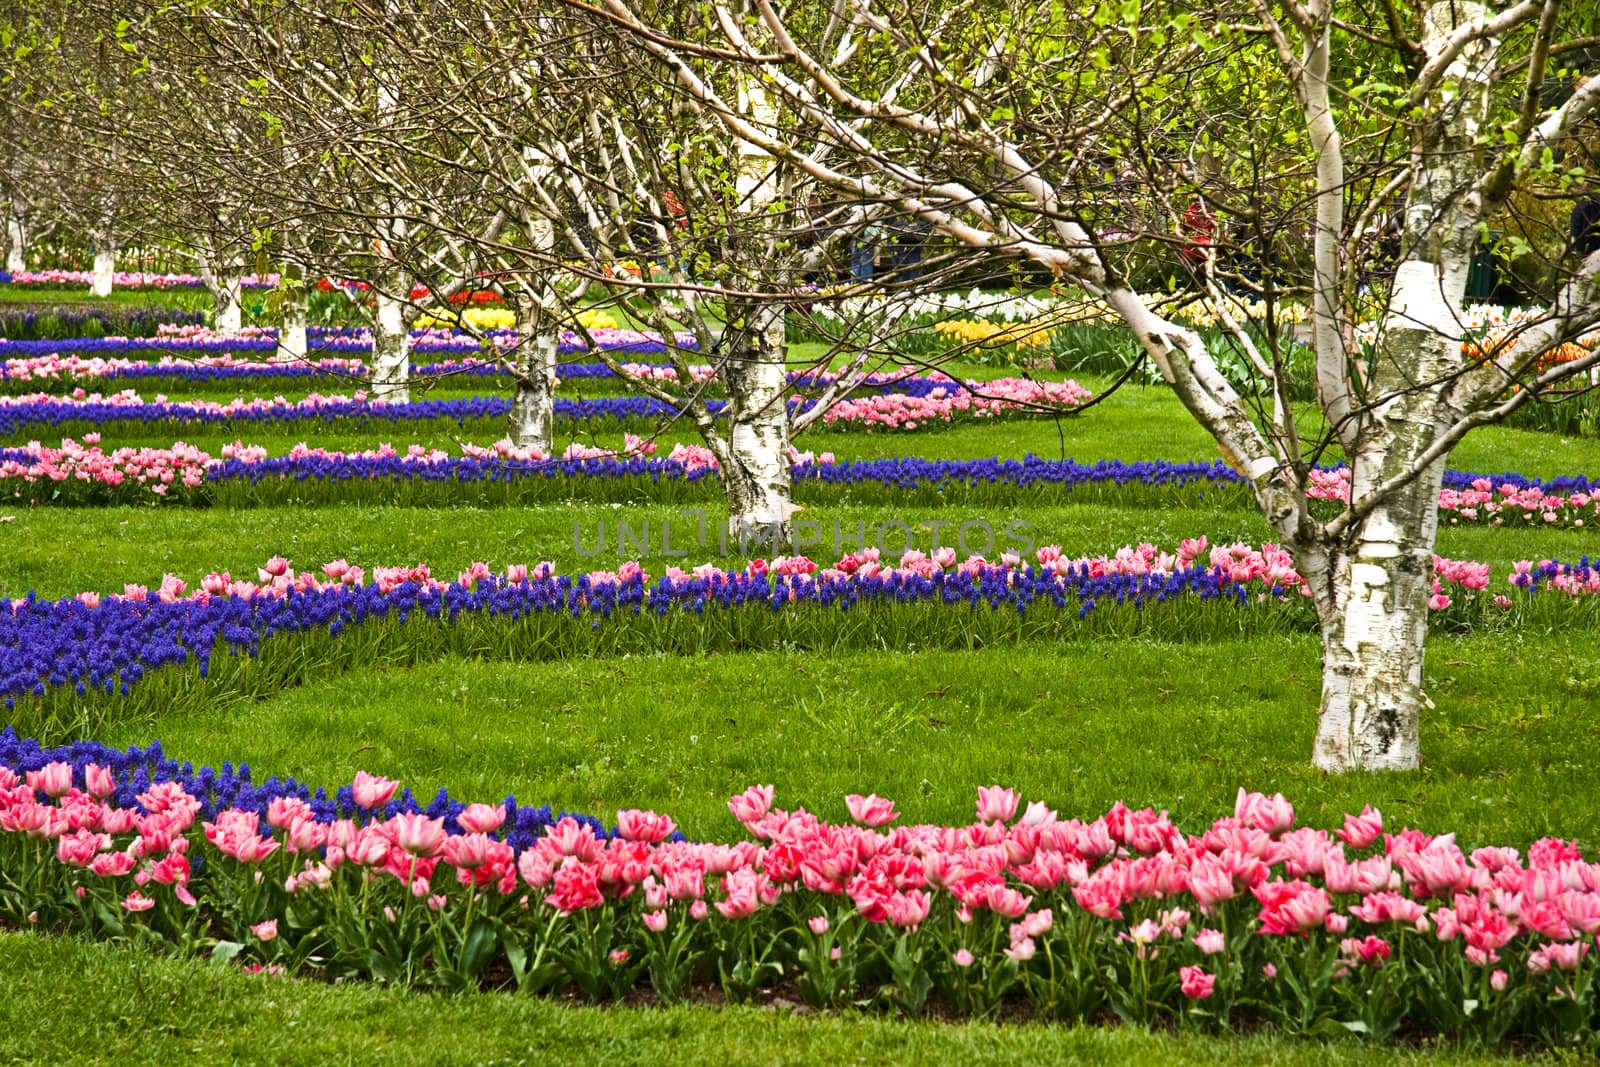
<box><xmin>1177</xmin><ymin>196</ymin><xmax>1216</xmax><ymax>290</ymax></box>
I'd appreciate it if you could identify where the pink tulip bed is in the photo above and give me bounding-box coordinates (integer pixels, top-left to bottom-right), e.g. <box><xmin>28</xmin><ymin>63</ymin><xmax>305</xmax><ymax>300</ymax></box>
<box><xmin>0</xmin><ymin>741</ymin><xmax>1595</xmax><ymax>1047</ymax></box>
<box><xmin>0</xmin><ymin>269</ymin><xmax>279</xmax><ymax>290</ymax></box>
<box><xmin>7</xmin><ymin>434</ymin><xmax>1600</xmax><ymax>528</ymax></box>
<box><xmin>5</xmin><ymin>544</ymin><xmax>1597</xmax><ymax>737</ymax></box>
<box><xmin>0</xmin><ymin>375</ymin><xmax>1092</xmax><ymax>439</ymax></box>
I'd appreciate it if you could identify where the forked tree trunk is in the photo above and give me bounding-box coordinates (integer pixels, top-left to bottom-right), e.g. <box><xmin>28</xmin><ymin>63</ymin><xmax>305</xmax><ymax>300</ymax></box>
<box><xmin>508</xmin><ymin>319</ymin><xmax>557</xmax><ymax>451</ymax></box>
<box><xmin>370</xmin><ymin>289</ymin><xmax>410</xmax><ymax>403</ymax></box>
<box><xmin>1303</xmin><ymin>1</ymin><xmax>1496</xmax><ymax>773</ymax></box>
<box><xmin>1309</xmin><ymin>454</ymin><xmax>1447</xmax><ymax>772</ymax></box>
<box><xmin>277</xmin><ymin>263</ymin><xmax>308</xmax><ymax>361</ymax></box>
<box><xmin>5</xmin><ymin>215</ymin><xmax>25</xmax><ymax>273</ymax></box>
<box><xmin>90</xmin><ymin>240</ymin><xmax>115</xmax><ymax>298</ymax></box>
<box><xmin>720</xmin><ymin>300</ymin><xmax>793</xmax><ymax>550</ymax></box>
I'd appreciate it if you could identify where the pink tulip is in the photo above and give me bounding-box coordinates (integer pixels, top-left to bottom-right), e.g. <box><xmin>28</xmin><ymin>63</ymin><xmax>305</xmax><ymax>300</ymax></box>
<box><xmin>728</xmin><ymin>785</ymin><xmax>775</xmax><ymax>825</ymax></box>
<box><xmin>642</xmin><ymin>910</ymin><xmax>668</xmax><ymax>933</ymax></box>
<box><xmin>251</xmin><ymin>919</ymin><xmax>279</xmax><ymax>942</ymax></box>
<box><xmin>1179</xmin><ymin>965</ymin><xmax>1215</xmax><ymax>999</ymax></box>
<box><xmin>885</xmin><ymin>890</ymin><xmax>932</xmax><ymax>929</ymax></box>
<box><xmin>83</xmin><ymin>764</ymin><xmax>115</xmax><ymax>799</ymax></box>
<box><xmin>1348</xmin><ymin>890</ymin><xmax>1427</xmax><ymax>925</ymax></box>
<box><xmin>346</xmin><ymin>827</ymin><xmax>392</xmax><ymax>867</ymax></box>
<box><xmin>1072</xmin><ymin>877</ymin><xmax>1124</xmax><ymax>920</ymax></box>
<box><xmin>1254</xmin><ymin>879</ymin><xmax>1331</xmax><ymax>935</ymax></box>
<box><xmin>845</xmin><ymin>793</ymin><xmax>898</xmax><ymax>828</ymax></box>
<box><xmin>26</xmin><ymin>761</ymin><xmax>72</xmax><ymax>798</ymax></box>
<box><xmin>546</xmin><ymin>863</ymin><xmax>604</xmax><ymax>913</ymax></box>
<box><xmin>122</xmin><ymin>892</ymin><xmax>156</xmax><ymax>913</ymax></box>
<box><xmin>1340</xmin><ymin>935</ymin><xmax>1390</xmax><ymax>966</ymax></box>
<box><xmin>266</xmin><ymin>796</ymin><xmax>313</xmax><ymax>830</ymax></box>
<box><xmin>1561</xmin><ymin>889</ymin><xmax>1600</xmax><ymax>935</ymax></box>
<box><xmin>89</xmin><ymin>852</ymin><xmax>137</xmax><ymax>878</ymax></box>
<box><xmin>55</xmin><ymin>828</ymin><xmax>110</xmax><ymax>867</ymax></box>
<box><xmin>387</xmin><ymin>812</ymin><xmax>447</xmax><ymax>857</ymax></box>
<box><xmin>351</xmin><ymin>770</ymin><xmax>400</xmax><ymax>811</ymax></box>
<box><xmin>953</xmin><ymin>948</ymin><xmax>975</xmax><ymax>967</ymax></box>
<box><xmin>1337</xmin><ymin>805</ymin><xmax>1384</xmax><ymax>849</ymax></box>
<box><xmin>1234</xmin><ymin>788</ymin><xmax>1295</xmax><ymax>834</ymax></box>
<box><xmin>543</xmin><ymin>817</ymin><xmax>601</xmax><ymax>861</ymax></box>
<box><xmin>976</xmin><ymin>786</ymin><xmax>1019</xmax><ymax>825</ymax></box>
<box><xmin>1187</xmin><ymin>852</ymin><xmax>1240</xmax><ymax>910</ymax></box>
<box><xmin>616</xmin><ymin>809</ymin><xmax>676</xmax><ymax>843</ymax></box>
<box><xmin>1004</xmin><ymin>937</ymin><xmax>1036</xmax><ymax>962</ymax></box>
<box><xmin>456</xmin><ymin>803</ymin><xmax>506</xmax><ymax>834</ymax></box>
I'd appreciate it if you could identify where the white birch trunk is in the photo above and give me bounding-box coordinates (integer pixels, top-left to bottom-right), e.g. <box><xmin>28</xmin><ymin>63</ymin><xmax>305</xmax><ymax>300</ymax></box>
<box><xmin>90</xmin><ymin>243</ymin><xmax>115</xmax><ymax>298</ymax></box>
<box><xmin>1306</xmin><ymin>1</ymin><xmax>1497</xmax><ymax>772</ymax></box>
<box><xmin>213</xmin><ymin>271</ymin><xmax>243</xmax><ymax>336</ymax></box>
<box><xmin>5</xmin><ymin>216</ymin><xmax>24</xmax><ymax>273</ymax></box>
<box><xmin>370</xmin><ymin>289</ymin><xmax>410</xmax><ymax>403</ymax></box>
<box><xmin>720</xmin><ymin>300</ymin><xmax>793</xmax><ymax>550</ymax></box>
<box><xmin>277</xmin><ymin>263</ymin><xmax>308</xmax><ymax>361</ymax></box>
<box><xmin>508</xmin><ymin>323</ymin><xmax>558</xmax><ymax>451</ymax></box>
<box><xmin>507</xmin><ymin>206</ymin><xmax>558</xmax><ymax>451</ymax></box>
<box><xmin>1309</xmin><ymin>459</ymin><xmax>1445</xmax><ymax>772</ymax></box>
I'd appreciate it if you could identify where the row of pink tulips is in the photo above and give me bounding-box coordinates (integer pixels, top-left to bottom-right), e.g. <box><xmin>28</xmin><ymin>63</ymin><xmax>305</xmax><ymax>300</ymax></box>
<box><xmin>812</xmin><ymin>378</ymin><xmax>1093</xmax><ymax>430</ymax></box>
<box><xmin>1309</xmin><ymin>468</ymin><xmax>1598</xmax><ymax>529</ymax></box>
<box><xmin>4</xmin><ymin>435</ymin><xmax>1595</xmax><ymax>537</ymax></box>
<box><xmin>1</xmin><ymin>759</ymin><xmax>1596</xmax><ymax>1042</ymax></box>
<box><xmin>0</xmin><ymin>269</ymin><xmax>278</xmax><ymax>289</ymax></box>
<box><xmin>37</xmin><ymin>540</ymin><xmax>1595</xmax><ymax>610</ymax></box>
<box><xmin>0</xmin><ymin>434</ymin><xmax>832</xmax><ymax>496</ymax></box>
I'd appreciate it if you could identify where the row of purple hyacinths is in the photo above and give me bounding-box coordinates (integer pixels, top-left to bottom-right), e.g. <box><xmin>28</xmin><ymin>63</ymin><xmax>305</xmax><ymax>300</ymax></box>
<box><xmin>4</xmin><ymin>562</ymin><xmax>1269</xmax><ymax>709</ymax></box>
<box><xmin>0</xmin><ymin>728</ymin><xmax>613</xmax><ymax>851</ymax></box>
<box><xmin>10</xmin><ymin>445</ymin><xmax>1593</xmax><ymax>500</ymax></box>
<box><xmin>5</xmin><ymin>554</ymin><xmax>1599</xmax><ymax>714</ymax></box>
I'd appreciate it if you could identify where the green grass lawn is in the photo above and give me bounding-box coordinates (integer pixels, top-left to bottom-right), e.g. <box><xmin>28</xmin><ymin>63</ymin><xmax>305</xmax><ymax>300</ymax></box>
<box><xmin>90</xmin><ymin>637</ymin><xmax>1600</xmax><ymax>848</ymax></box>
<box><xmin>4</xmin><ymin>305</ymin><xmax>1600</xmax><ymax>1063</ymax></box>
<box><xmin>0</xmin><ymin>932</ymin><xmax>1549</xmax><ymax>1067</ymax></box>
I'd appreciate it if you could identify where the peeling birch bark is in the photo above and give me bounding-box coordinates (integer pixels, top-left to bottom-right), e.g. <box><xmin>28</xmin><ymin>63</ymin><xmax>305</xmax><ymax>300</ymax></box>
<box><xmin>508</xmin><ymin>322</ymin><xmax>557</xmax><ymax>451</ymax></box>
<box><xmin>1310</xmin><ymin>463</ymin><xmax>1445</xmax><ymax>772</ymax></box>
<box><xmin>720</xmin><ymin>300</ymin><xmax>794</xmax><ymax>549</ymax></box>
<box><xmin>370</xmin><ymin>290</ymin><xmax>410</xmax><ymax>404</ymax></box>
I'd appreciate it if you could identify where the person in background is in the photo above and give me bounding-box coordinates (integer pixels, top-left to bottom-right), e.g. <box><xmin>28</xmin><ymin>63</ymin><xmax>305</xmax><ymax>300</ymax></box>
<box><xmin>851</xmin><ymin>218</ymin><xmax>883</xmax><ymax>282</ymax></box>
<box><xmin>1571</xmin><ymin>183</ymin><xmax>1600</xmax><ymax>256</ymax></box>
<box><xmin>1177</xmin><ymin>194</ymin><xmax>1216</xmax><ymax>291</ymax></box>
<box><xmin>882</xmin><ymin>216</ymin><xmax>931</xmax><ymax>282</ymax></box>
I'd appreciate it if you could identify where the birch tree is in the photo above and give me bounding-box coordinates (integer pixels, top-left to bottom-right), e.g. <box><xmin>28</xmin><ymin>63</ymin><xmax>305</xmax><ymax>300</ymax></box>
<box><xmin>590</xmin><ymin>0</ymin><xmax>1600</xmax><ymax>771</ymax></box>
<box><xmin>198</xmin><ymin>1</ymin><xmax>901</xmax><ymax>542</ymax></box>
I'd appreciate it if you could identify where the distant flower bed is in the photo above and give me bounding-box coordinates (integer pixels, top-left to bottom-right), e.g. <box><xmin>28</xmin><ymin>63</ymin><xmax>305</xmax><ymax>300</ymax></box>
<box><xmin>0</xmin><ymin>306</ymin><xmax>208</xmax><ymax>342</ymax></box>
<box><xmin>0</xmin><ymin>375</ymin><xmax>1091</xmax><ymax>437</ymax></box>
<box><xmin>0</xmin><ymin>270</ymin><xmax>279</xmax><ymax>290</ymax></box>
<box><xmin>0</xmin><ymin>324</ymin><xmax>696</xmax><ymax>366</ymax></box>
